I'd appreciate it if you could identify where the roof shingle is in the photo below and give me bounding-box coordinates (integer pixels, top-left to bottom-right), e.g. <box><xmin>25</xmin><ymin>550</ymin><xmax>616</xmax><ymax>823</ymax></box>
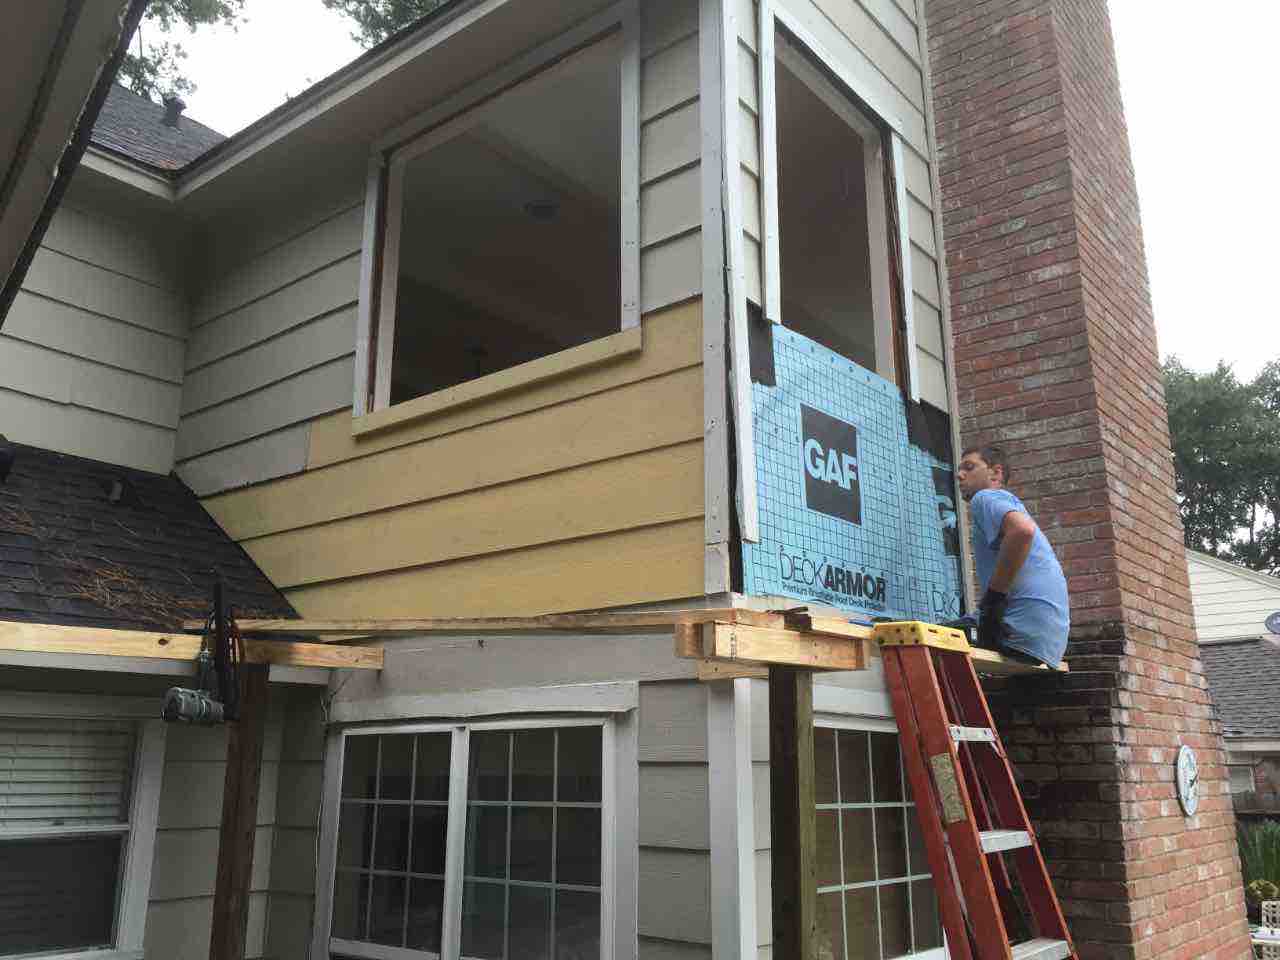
<box><xmin>90</xmin><ymin>84</ymin><xmax>226</xmax><ymax>171</ymax></box>
<box><xmin>0</xmin><ymin>442</ymin><xmax>293</xmax><ymax>632</ymax></box>
<box><xmin>1201</xmin><ymin>637</ymin><xmax>1280</xmax><ymax>739</ymax></box>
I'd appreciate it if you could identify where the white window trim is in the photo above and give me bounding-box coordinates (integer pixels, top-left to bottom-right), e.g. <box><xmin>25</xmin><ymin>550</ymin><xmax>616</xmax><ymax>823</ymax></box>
<box><xmin>757</xmin><ymin>0</ymin><xmax>919</xmax><ymax>397</ymax></box>
<box><xmin>312</xmin><ymin>713</ymin><xmax>638</xmax><ymax>960</ymax></box>
<box><xmin>815</xmin><ymin>716</ymin><xmax>946</xmax><ymax>960</ymax></box>
<box><xmin>0</xmin><ymin>692</ymin><xmax>166</xmax><ymax>960</ymax></box>
<box><xmin>352</xmin><ymin>0</ymin><xmax>641</xmax><ymax>422</ymax></box>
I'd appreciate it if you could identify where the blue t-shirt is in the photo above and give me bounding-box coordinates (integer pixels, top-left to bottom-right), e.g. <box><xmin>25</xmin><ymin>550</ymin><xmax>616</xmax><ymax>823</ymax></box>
<box><xmin>969</xmin><ymin>488</ymin><xmax>1069</xmax><ymax>667</ymax></box>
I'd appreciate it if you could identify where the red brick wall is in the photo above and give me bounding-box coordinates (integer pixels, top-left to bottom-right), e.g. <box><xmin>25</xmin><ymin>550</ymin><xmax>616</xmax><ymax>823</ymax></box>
<box><xmin>924</xmin><ymin>1</ymin><xmax>1250</xmax><ymax>957</ymax></box>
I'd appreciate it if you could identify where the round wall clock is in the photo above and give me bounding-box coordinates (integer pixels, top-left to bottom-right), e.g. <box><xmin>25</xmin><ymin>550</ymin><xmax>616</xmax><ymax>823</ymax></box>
<box><xmin>1265</xmin><ymin>610</ymin><xmax>1280</xmax><ymax>635</ymax></box>
<box><xmin>1176</xmin><ymin>744</ymin><xmax>1199</xmax><ymax>816</ymax></box>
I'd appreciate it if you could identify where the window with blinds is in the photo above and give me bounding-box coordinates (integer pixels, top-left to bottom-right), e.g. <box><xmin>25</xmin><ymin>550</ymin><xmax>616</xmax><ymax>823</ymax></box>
<box><xmin>0</xmin><ymin>716</ymin><xmax>138</xmax><ymax>957</ymax></box>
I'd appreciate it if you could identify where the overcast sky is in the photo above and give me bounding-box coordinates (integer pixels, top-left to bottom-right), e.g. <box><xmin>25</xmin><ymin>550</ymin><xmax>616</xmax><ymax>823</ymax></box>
<box><xmin>166</xmin><ymin>0</ymin><xmax>1278</xmax><ymax>382</ymax></box>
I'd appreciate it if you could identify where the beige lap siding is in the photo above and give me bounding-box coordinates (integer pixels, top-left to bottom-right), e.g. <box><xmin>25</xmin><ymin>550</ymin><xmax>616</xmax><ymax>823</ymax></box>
<box><xmin>0</xmin><ymin>199</ymin><xmax>189</xmax><ymax>472</ymax></box>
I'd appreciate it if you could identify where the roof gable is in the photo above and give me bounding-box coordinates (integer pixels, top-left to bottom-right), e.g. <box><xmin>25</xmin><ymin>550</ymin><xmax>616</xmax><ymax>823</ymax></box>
<box><xmin>90</xmin><ymin>84</ymin><xmax>226</xmax><ymax>171</ymax></box>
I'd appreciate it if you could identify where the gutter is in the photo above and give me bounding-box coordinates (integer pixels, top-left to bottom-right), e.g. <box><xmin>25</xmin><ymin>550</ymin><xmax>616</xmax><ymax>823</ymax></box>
<box><xmin>0</xmin><ymin>0</ymin><xmax>151</xmax><ymax>329</ymax></box>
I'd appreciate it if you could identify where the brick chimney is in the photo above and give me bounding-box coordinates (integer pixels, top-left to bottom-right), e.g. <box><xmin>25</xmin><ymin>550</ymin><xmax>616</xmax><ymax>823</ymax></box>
<box><xmin>924</xmin><ymin>1</ymin><xmax>1251</xmax><ymax>957</ymax></box>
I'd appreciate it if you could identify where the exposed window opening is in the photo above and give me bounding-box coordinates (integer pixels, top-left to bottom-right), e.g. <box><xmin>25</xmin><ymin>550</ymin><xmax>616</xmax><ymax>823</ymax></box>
<box><xmin>377</xmin><ymin>34</ymin><xmax>623</xmax><ymax>408</ymax></box>
<box><xmin>772</xmin><ymin>29</ymin><xmax>896</xmax><ymax>382</ymax></box>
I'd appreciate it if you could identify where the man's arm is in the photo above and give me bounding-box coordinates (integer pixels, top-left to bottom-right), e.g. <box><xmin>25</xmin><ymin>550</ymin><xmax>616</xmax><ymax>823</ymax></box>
<box><xmin>988</xmin><ymin>510</ymin><xmax>1036</xmax><ymax>591</ymax></box>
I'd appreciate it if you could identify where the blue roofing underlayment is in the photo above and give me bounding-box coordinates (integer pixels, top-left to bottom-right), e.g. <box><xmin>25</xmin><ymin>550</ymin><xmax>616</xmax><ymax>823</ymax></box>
<box><xmin>742</xmin><ymin>323</ymin><xmax>963</xmax><ymax>623</ymax></box>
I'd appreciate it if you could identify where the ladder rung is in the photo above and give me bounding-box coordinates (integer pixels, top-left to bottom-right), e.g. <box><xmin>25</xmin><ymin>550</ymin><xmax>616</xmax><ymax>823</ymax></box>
<box><xmin>950</xmin><ymin>724</ymin><xmax>996</xmax><ymax>743</ymax></box>
<box><xmin>1011</xmin><ymin>939</ymin><xmax>1072</xmax><ymax>960</ymax></box>
<box><xmin>979</xmin><ymin>829</ymin><xmax>1032</xmax><ymax>853</ymax></box>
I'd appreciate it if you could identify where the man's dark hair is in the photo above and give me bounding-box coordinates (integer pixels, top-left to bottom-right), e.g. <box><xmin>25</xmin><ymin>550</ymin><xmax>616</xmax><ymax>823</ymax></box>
<box><xmin>961</xmin><ymin>444</ymin><xmax>1012</xmax><ymax>482</ymax></box>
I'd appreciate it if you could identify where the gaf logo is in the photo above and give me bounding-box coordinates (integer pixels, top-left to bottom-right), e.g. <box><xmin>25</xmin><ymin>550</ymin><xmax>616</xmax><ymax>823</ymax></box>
<box><xmin>800</xmin><ymin>404</ymin><xmax>861</xmax><ymax>524</ymax></box>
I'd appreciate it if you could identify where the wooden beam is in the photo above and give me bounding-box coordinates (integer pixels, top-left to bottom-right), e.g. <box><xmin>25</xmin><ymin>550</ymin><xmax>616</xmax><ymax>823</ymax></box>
<box><xmin>770</xmin><ymin>666</ymin><xmax>818</xmax><ymax>960</ymax></box>
<box><xmin>209</xmin><ymin>665</ymin><xmax>268</xmax><ymax>960</ymax></box>
<box><xmin>704</xmin><ymin>622</ymin><xmax>864</xmax><ymax>671</ymax></box>
<box><xmin>696</xmin><ymin>659</ymin><xmax>768</xmax><ymax>681</ymax></box>
<box><xmin>783</xmin><ymin>611</ymin><xmax>875</xmax><ymax>642</ymax></box>
<box><xmin>182</xmin><ymin>607</ymin><xmax>788</xmax><ymax>638</ymax></box>
<box><xmin>0</xmin><ymin>622</ymin><xmax>383</xmax><ymax>670</ymax></box>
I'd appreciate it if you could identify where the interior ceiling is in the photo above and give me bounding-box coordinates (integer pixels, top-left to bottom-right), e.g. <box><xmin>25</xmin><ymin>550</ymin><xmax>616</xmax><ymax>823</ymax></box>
<box><xmin>396</xmin><ymin>35</ymin><xmax>621</xmax><ymax>341</ymax></box>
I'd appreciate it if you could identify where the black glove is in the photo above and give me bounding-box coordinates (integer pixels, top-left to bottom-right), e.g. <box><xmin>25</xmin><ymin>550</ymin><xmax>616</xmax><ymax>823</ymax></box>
<box><xmin>976</xmin><ymin>589</ymin><xmax>1008</xmax><ymax>649</ymax></box>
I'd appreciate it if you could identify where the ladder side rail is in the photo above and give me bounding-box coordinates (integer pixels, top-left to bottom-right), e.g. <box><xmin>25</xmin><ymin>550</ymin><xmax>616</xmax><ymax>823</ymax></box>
<box><xmin>882</xmin><ymin>645</ymin><xmax>977</xmax><ymax>960</ymax></box>
<box><xmin>939</xmin><ymin>653</ymin><xmax>1075</xmax><ymax>948</ymax></box>
<box><xmin>937</xmin><ymin>652</ymin><xmax>1023</xmax><ymax>925</ymax></box>
<box><xmin>898</xmin><ymin>646</ymin><xmax>1014</xmax><ymax>960</ymax></box>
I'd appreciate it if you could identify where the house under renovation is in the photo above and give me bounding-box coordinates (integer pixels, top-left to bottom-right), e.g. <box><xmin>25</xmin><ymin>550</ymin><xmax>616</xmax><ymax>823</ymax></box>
<box><xmin>0</xmin><ymin>0</ymin><xmax>1253</xmax><ymax>958</ymax></box>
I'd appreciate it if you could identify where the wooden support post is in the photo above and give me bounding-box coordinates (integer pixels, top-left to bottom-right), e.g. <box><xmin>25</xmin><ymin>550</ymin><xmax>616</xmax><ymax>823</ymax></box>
<box><xmin>769</xmin><ymin>665</ymin><xmax>817</xmax><ymax>960</ymax></box>
<box><xmin>209</xmin><ymin>664</ymin><xmax>269</xmax><ymax>960</ymax></box>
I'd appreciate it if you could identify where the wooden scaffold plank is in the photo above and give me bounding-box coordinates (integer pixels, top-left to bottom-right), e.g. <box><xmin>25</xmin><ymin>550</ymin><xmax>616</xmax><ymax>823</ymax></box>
<box><xmin>0</xmin><ymin>621</ymin><xmax>383</xmax><ymax>669</ymax></box>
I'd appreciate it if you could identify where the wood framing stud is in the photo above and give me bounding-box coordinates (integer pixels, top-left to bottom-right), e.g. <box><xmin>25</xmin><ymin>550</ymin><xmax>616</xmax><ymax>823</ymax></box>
<box><xmin>770</xmin><ymin>665</ymin><xmax>818</xmax><ymax>960</ymax></box>
<box><xmin>0</xmin><ymin>622</ymin><xmax>383</xmax><ymax>669</ymax></box>
<box><xmin>209</xmin><ymin>664</ymin><xmax>269</xmax><ymax>960</ymax></box>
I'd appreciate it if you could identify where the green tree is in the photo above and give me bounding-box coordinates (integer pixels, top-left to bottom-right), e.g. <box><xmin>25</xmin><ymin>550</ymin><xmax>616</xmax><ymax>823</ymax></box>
<box><xmin>119</xmin><ymin>0</ymin><xmax>245</xmax><ymax>101</ymax></box>
<box><xmin>1164</xmin><ymin>358</ymin><xmax>1280</xmax><ymax>575</ymax></box>
<box><xmin>321</xmin><ymin>0</ymin><xmax>453</xmax><ymax>46</ymax></box>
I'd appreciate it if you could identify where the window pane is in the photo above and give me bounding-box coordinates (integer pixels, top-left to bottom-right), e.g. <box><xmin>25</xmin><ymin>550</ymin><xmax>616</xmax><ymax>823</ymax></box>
<box><xmin>841</xmin><ymin>809</ymin><xmax>875</xmax><ymax>885</ymax></box>
<box><xmin>775</xmin><ymin>38</ymin><xmax>881</xmax><ymax>374</ymax></box>
<box><xmin>466</xmin><ymin>805</ymin><xmax>508</xmax><ymax>879</ymax></box>
<box><xmin>411</xmin><ymin>805</ymin><xmax>449</xmax><ymax>876</ymax></box>
<box><xmin>511</xmin><ymin>806</ymin><xmax>554</xmax><ymax>882</ymax></box>
<box><xmin>461</xmin><ymin>881</ymin><xmax>505</xmax><ymax>959</ymax></box>
<box><xmin>906</xmin><ymin>806</ymin><xmax>929</xmax><ymax>877</ymax></box>
<box><xmin>470</xmin><ymin>732</ymin><xmax>510</xmax><ymax>802</ymax></box>
<box><xmin>387</xmin><ymin>36</ymin><xmax>622</xmax><ymax>406</ymax></box>
<box><xmin>844</xmin><ymin>886</ymin><xmax>878</xmax><ymax>960</ymax></box>
<box><xmin>0</xmin><ymin>835</ymin><xmax>121</xmax><ymax>955</ymax></box>
<box><xmin>407</xmin><ymin>878</ymin><xmax>444</xmax><ymax>953</ymax></box>
<box><xmin>557</xmin><ymin>726</ymin><xmax>602</xmax><ymax>803</ymax></box>
<box><xmin>815</xmin><ymin>726</ymin><xmax>837</xmax><ymax>804</ymax></box>
<box><xmin>374</xmin><ymin>802</ymin><xmax>411</xmax><ymax>871</ymax></box>
<box><xmin>879</xmin><ymin>882</ymin><xmax>911</xmax><ymax>959</ymax></box>
<box><xmin>556</xmin><ymin>890</ymin><xmax>600</xmax><ymax>960</ymax></box>
<box><xmin>380</xmin><ymin>734</ymin><xmax>414</xmax><ymax>801</ymax></box>
<box><xmin>416</xmin><ymin>733</ymin><xmax>452</xmax><ymax>802</ymax></box>
<box><xmin>330</xmin><ymin>870</ymin><xmax>370</xmax><ymax>941</ymax></box>
<box><xmin>342</xmin><ymin>735</ymin><xmax>379</xmax><ymax>799</ymax></box>
<box><xmin>874</xmin><ymin>806</ymin><xmax>908</xmax><ymax>881</ymax></box>
<box><xmin>870</xmin><ymin>733</ymin><xmax>902</xmax><ymax>802</ymax></box>
<box><xmin>509</xmin><ymin>885</ymin><xmax>552</xmax><ymax>960</ymax></box>
<box><xmin>337</xmin><ymin>802</ymin><xmax>375</xmax><ymax>870</ymax></box>
<box><xmin>513</xmin><ymin>729</ymin><xmax>555</xmax><ymax>801</ymax></box>
<box><xmin>369</xmin><ymin>874</ymin><xmax>407</xmax><ymax>946</ymax></box>
<box><xmin>556</xmin><ymin>807</ymin><xmax>601</xmax><ymax>886</ymax></box>
<box><xmin>818</xmin><ymin>891</ymin><xmax>845</xmax><ymax>960</ymax></box>
<box><xmin>838</xmin><ymin>730</ymin><xmax>871</xmax><ymax>804</ymax></box>
<box><xmin>911</xmin><ymin>878</ymin><xmax>943</xmax><ymax>950</ymax></box>
<box><xmin>816</xmin><ymin>809</ymin><xmax>841</xmax><ymax>888</ymax></box>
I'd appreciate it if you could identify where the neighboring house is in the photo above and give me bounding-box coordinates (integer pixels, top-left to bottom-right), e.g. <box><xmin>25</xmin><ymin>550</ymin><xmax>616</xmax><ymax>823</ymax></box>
<box><xmin>1</xmin><ymin>1</ymin><xmax>959</xmax><ymax>954</ymax></box>
<box><xmin>1189</xmin><ymin>549</ymin><xmax>1280</xmax><ymax>812</ymax></box>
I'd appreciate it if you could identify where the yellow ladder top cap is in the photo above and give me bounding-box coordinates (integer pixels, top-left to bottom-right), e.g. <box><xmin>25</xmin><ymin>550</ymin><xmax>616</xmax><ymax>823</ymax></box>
<box><xmin>873</xmin><ymin>620</ymin><xmax>972</xmax><ymax>654</ymax></box>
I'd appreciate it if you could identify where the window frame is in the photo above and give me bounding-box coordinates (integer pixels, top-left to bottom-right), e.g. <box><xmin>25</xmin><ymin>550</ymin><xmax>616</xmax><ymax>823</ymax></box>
<box><xmin>0</xmin><ymin>693</ymin><xmax>166</xmax><ymax>960</ymax></box>
<box><xmin>814</xmin><ymin>714</ymin><xmax>946</xmax><ymax>960</ymax></box>
<box><xmin>352</xmin><ymin>1</ymin><xmax>641</xmax><ymax>427</ymax></box>
<box><xmin>318</xmin><ymin>716</ymin><xmax>624</xmax><ymax>960</ymax></box>
<box><xmin>756</xmin><ymin>0</ymin><xmax>920</xmax><ymax>398</ymax></box>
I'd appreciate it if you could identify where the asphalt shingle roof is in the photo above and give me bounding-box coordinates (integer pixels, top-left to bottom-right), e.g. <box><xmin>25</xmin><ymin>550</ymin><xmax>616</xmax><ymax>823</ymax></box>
<box><xmin>1202</xmin><ymin>637</ymin><xmax>1280</xmax><ymax>739</ymax></box>
<box><xmin>90</xmin><ymin>84</ymin><xmax>226</xmax><ymax>171</ymax></box>
<box><xmin>0</xmin><ymin>442</ymin><xmax>293</xmax><ymax>632</ymax></box>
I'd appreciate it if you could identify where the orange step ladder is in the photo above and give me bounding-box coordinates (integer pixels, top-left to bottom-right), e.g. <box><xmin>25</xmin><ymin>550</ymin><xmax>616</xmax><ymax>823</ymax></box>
<box><xmin>874</xmin><ymin>621</ymin><xmax>1076</xmax><ymax>960</ymax></box>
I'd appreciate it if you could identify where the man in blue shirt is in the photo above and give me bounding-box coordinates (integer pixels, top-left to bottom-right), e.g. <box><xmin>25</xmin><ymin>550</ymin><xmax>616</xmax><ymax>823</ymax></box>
<box><xmin>956</xmin><ymin>444</ymin><xmax>1070</xmax><ymax>667</ymax></box>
